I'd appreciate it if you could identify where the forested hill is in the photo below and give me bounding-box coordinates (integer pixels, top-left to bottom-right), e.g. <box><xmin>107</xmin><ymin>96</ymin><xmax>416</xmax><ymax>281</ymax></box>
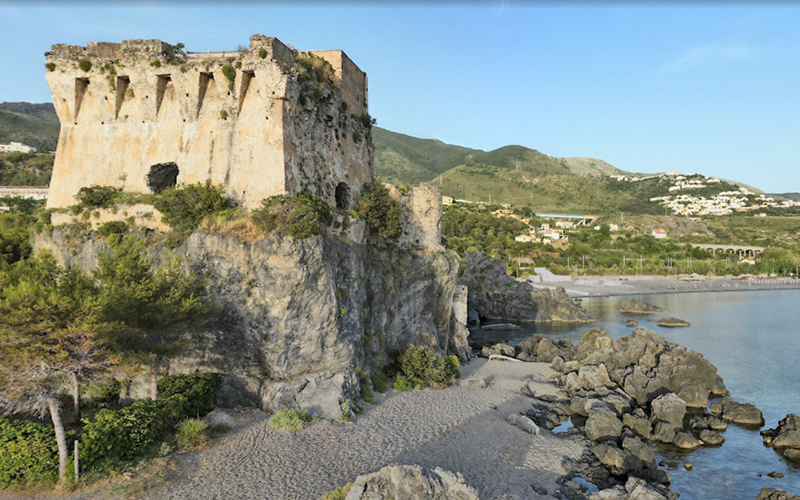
<box><xmin>0</xmin><ymin>102</ymin><xmax>59</xmax><ymax>152</ymax></box>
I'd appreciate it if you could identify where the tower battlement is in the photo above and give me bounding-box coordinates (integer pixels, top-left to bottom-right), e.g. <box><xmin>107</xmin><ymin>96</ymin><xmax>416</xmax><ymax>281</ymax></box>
<box><xmin>44</xmin><ymin>34</ymin><xmax>374</xmax><ymax>210</ymax></box>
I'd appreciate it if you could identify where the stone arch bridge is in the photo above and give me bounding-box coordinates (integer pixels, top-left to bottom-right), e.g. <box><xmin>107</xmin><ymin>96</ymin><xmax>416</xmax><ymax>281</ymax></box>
<box><xmin>690</xmin><ymin>244</ymin><xmax>765</xmax><ymax>258</ymax></box>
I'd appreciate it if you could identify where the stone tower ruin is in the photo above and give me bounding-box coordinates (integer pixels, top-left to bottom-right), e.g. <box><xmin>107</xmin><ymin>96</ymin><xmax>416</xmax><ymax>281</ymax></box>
<box><xmin>44</xmin><ymin>34</ymin><xmax>374</xmax><ymax>210</ymax></box>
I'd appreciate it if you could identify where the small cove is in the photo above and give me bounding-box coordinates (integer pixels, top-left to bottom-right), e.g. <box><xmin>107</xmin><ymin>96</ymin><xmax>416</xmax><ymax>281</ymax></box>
<box><xmin>481</xmin><ymin>289</ymin><xmax>800</xmax><ymax>499</ymax></box>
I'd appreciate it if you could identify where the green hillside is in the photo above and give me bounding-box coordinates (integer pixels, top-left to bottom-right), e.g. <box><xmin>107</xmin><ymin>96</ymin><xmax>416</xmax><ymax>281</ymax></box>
<box><xmin>0</xmin><ymin>102</ymin><xmax>60</xmax><ymax>153</ymax></box>
<box><xmin>556</xmin><ymin>157</ymin><xmax>628</xmax><ymax>177</ymax></box>
<box><xmin>436</xmin><ymin>164</ymin><xmax>645</xmax><ymax>214</ymax></box>
<box><xmin>372</xmin><ymin>127</ymin><xmax>475</xmax><ymax>185</ymax></box>
<box><xmin>463</xmin><ymin>145</ymin><xmax>571</xmax><ymax>177</ymax></box>
<box><xmin>373</xmin><ymin>127</ymin><xmax>634</xmax><ymax>185</ymax></box>
<box><xmin>0</xmin><ymin>102</ymin><xmax>59</xmax><ymax>126</ymax></box>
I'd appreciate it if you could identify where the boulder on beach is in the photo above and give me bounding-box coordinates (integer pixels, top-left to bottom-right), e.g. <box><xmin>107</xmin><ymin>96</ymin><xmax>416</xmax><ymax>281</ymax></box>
<box><xmin>620</xmin><ymin>299</ymin><xmax>663</xmax><ymax>314</ymax></box>
<box><xmin>761</xmin><ymin>414</ymin><xmax>800</xmax><ymax>462</ymax></box>
<box><xmin>709</xmin><ymin>398</ymin><xmax>765</xmax><ymax>427</ymax></box>
<box><xmin>657</xmin><ymin>317</ymin><xmax>690</xmax><ymax>327</ymax></box>
<box><xmin>480</xmin><ymin>343</ymin><xmax>515</xmax><ymax>359</ymax></box>
<box><xmin>756</xmin><ymin>488</ymin><xmax>800</xmax><ymax>500</ymax></box>
<box><xmin>586</xmin><ymin>408</ymin><xmax>624</xmax><ymax>442</ymax></box>
<box><xmin>344</xmin><ymin>465</ymin><xmax>479</xmax><ymax>500</ymax></box>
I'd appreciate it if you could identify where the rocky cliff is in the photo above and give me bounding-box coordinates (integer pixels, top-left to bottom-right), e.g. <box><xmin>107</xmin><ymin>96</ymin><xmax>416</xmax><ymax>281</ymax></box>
<box><xmin>458</xmin><ymin>251</ymin><xmax>593</xmax><ymax>323</ymax></box>
<box><xmin>34</xmin><ymin>227</ymin><xmax>465</xmax><ymax>419</ymax></box>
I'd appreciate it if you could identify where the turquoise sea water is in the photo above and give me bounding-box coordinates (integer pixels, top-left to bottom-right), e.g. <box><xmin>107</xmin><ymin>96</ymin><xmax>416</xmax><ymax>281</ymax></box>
<box><xmin>490</xmin><ymin>290</ymin><xmax>800</xmax><ymax>499</ymax></box>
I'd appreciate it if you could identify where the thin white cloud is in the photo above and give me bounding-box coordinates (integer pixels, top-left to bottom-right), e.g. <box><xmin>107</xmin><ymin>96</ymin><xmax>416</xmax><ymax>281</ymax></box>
<box><xmin>657</xmin><ymin>44</ymin><xmax>754</xmax><ymax>73</ymax></box>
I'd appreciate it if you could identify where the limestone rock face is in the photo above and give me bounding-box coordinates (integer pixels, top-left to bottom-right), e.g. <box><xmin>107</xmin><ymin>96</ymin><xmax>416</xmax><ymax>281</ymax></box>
<box><xmin>458</xmin><ymin>251</ymin><xmax>593</xmax><ymax>323</ymax></box>
<box><xmin>36</xmin><ymin>228</ymin><xmax>462</xmax><ymax>419</ymax></box>
<box><xmin>709</xmin><ymin>398</ymin><xmax>765</xmax><ymax>427</ymax></box>
<box><xmin>344</xmin><ymin>465</ymin><xmax>479</xmax><ymax>500</ymax></box>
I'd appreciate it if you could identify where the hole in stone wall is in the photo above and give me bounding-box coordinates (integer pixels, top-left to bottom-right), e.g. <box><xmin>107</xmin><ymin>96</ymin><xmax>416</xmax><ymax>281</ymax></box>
<box><xmin>335</xmin><ymin>182</ymin><xmax>350</xmax><ymax>210</ymax></box>
<box><xmin>147</xmin><ymin>162</ymin><xmax>179</xmax><ymax>193</ymax></box>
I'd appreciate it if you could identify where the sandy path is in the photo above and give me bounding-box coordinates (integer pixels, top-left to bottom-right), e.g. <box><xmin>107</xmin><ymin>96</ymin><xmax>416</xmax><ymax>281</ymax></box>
<box><xmin>137</xmin><ymin>358</ymin><xmax>584</xmax><ymax>500</ymax></box>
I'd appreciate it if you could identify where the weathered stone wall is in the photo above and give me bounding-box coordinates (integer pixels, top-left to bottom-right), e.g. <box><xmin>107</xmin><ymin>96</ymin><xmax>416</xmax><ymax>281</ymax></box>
<box><xmin>44</xmin><ymin>35</ymin><xmax>372</xmax><ymax>211</ymax></box>
<box><xmin>387</xmin><ymin>183</ymin><xmax>444</xmax><ymax>250</ymax></box>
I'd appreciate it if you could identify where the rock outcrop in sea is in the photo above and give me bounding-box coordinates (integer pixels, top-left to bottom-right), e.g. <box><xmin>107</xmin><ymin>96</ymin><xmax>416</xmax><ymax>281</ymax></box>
<box><xmin>458</xmin><ymin>251</ymin><xmax>594</xmax><ymax>323</ymax></box>
<box><xmin>762</xmin><ymin>414</ymin><xmax>800</xmax><ymax>462</ymax></box>
<box><xmin>511</xmin><ymin>327</ymin><xmax>740</xmax><ymax>495</ymax></box>
<box><xmin>619</xmin><ymin>299</ymin><xmax>663</xmax><ymax>314</ymax></box>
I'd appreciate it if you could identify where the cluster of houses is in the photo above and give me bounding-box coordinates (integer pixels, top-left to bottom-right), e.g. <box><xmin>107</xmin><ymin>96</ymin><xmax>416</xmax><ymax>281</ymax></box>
<box><xmin>651</xmin><ymin>186</ymin><xmax>798</xmax><ymax>216</ymax></box>
<box><xmin>0</xmin><ymin>142</ymin><xmax>37</xmax><ymax>154</ymax></box>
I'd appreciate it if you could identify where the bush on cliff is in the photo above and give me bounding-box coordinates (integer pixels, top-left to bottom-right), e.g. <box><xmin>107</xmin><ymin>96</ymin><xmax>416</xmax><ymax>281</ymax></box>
<box><xmin>75</xmin><ymin>185</ymin><xmax>122</xmax><ymax>210</ymax></box>
<box><xmin>153</xmin><ymin>181</ymin><xmax>235</xmax><ymax>245</ymax></box>
<box><xmin>252</xmin><ymin>191</ymin><xmax>332</xmax><ymax>238</ymax></box>
<box><xmin>356</xmin><ymin>180</ymin><xmax>402</xmax><ymax>242</ymax></box>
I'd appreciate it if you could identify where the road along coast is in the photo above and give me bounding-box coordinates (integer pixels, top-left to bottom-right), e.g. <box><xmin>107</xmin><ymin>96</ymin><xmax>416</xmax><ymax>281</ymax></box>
<box><xmin>532</xmin><ymin>275</ymin><xmax>800</xmax><ymax>298</ymax></box>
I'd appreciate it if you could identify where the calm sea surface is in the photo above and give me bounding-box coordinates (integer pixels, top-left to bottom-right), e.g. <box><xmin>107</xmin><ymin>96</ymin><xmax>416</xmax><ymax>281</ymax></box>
<box><xmin>488</xmin><ymin>289</ymin><xmax>800</xmax><ymax>499</ymax></box>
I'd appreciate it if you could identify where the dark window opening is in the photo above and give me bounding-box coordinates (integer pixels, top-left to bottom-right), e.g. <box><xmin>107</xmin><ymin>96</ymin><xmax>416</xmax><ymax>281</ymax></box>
<box><xmin>335</xmin><ymin>182</ymin><xmax>350</xmax><ymax>210</ymax></box>
<box><xmin>147</xmin><ymin>162</ymin><xmax>179</xmax><ymax>193</ymax></box>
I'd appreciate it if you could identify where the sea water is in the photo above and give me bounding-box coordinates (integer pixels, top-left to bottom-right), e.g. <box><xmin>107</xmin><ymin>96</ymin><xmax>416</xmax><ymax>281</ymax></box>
<box><xmin>487</xmin><ymin>290</ymin><xmax>800</xmax><ymax>499</ymax></box>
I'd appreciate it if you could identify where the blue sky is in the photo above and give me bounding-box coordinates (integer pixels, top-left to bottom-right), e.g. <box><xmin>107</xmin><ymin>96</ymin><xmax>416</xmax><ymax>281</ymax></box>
<box><xmin>1</xmin><ymin>2</ymin><xmax>799</xmax><ymax>192</ymax></box>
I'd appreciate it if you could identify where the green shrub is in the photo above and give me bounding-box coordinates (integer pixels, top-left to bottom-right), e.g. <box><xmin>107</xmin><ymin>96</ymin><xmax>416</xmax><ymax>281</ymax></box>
<box><xmin>352</xmin><ymin>131</ymin><xmax>361</xmax><ymax>143</ymax></box>
<box><xmin>336</xmin><ymin>401</ymin><xmax>352</xmax><ymax>423</ymax></box>
<box><xmin>79</xmin><ymin>59</ymin><xmax>92</xmax><ymax>72</ymax></box>
<box><xmin>81</xmin><ymin>374</ymin><xmax>221</xmax><ymax>471</ymax></box>
<box><xmin>45</xmin><ymin>62</ymin><xmax>56</xmax><ymax>72</ymax></box>
<box><xmin>150</xmin><ymin>59</ymin><xmax>161</xmax><ymax>68</ymax></box>
<box><xmin>268</xmin><ymin>409</ymin><xmax>312</xmax><ymax>432</ymax></box>
<box><xmin>259</xmin><ymin>48</ymin><xmax>268</xmax><ymax>59</ymax></box>
<box><xmin>153</xmin><ymin>181</ymin><xmax>234</xmax><ymax>242</ymax></box>
<box><xmin>392</xmin><ymin>346</ymin><xmax>460</xmax><ymax>388</ymax></box>
<box><xmin>221</xmin><ymin>64</ymin><xmax>236</xmax><ymax>90</ymax></box>
<box><xmin>356</xmin><ymin>180</ymin><xmax>403</xmax><ymax>241</ymax></box>
<box><xmin>157</xmin><ymin>373</ymin><xmax>222</xmax><ymax>417</ymax></box>
<box><xmin>321</xmin><ymin>483</ymin><xmax>352</xmax><ymax>500</ymax></box>
<box><xmin>175</xmin><ymin>419</ymin><xmax>209</xmax><ymax>450</ymax></box>
<box><xmin>76</xmin><ymin>185</ymin><xmax>122</xmax><ymax>209</ymax></box>
<box><xmin>391</xmin><ymin>375</ymin><xmax>411</xmax><ymax>392</ymax></box>
<box><xmin>96</xmin><ymin>220</ymin><xmax>129</xmax><ymax>237</ymax></box>
<box><xmin>0</xmin><ymin>418</ymin><xmax>60</xmax><ymax>487</ymax></box>
<box><xmin>85</xmin><ymin>378</ymin><xmax>122</xmax><ymax>409</ymax></box>
<box><xmin>81</xmin><ymin>394</ymin><xmax>189</xmax><ymax>471</ymax></box>
<box><xmin>252</xmin><ymin>191</ymin><xmax>332</xmax><ymax>238</ymax></box>
<box><xmin>371</xmin><ymin>368</ymin><xmax>389</xmax><ymax>393</ymax></box>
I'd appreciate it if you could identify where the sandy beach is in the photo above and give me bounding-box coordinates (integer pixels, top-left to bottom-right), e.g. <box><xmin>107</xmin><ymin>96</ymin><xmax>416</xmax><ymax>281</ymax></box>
<box><xmin>140</xmin><ymin>358</ymin><xmax>582</xmax><ymax>500</ymax></box>
<box><xmin>532</xmin><ymin>275</ymin><xmax>800</xmax><ymax>298</ymax></box>
<box><xmin>16</xmin><ymin>359</ymin><xmax>581</xmax><ymax>500</ymax></box>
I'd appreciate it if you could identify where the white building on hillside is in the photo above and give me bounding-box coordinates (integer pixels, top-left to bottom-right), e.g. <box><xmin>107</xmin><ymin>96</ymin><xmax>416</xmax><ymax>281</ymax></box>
<box><xmin>0</xmin><ymin>142</ymin><xmax>37</xmax><ymax>153</ymax></box>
